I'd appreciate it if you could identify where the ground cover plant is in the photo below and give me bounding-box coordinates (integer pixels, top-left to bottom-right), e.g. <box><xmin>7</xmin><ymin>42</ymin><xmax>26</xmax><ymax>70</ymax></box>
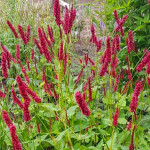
<box><xmin>0</xmin><ymin>0</ymin><xmax>150</xmax><ymax>150</ymax></box>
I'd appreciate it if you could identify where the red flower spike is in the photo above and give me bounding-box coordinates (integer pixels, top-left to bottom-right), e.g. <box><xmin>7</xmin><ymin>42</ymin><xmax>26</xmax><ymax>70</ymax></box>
<box><xmin>38</xmin><ymin>28</ymin><xmax>52</xmax><ymax>63</ymax></box>
<box><xmin>6</xmin><ymin>20</ymin><xmax>18</xmax><ymax>38</ymax></box>
<box><xmin>11</xmin><ymin>85</ymin><xmax>23</xmax><ymax>109</ymax></box>
<box><xmin>136</xmin><ymin>52</ymin><xmax>150</xmax><ymax>72</ymax></box>
<box><xmin>88</xmin><ymin>57</ymin><xmax>95</xmax><ymax>66</ymax></box>
<box><xmin>1</xmin><ymin>52</ymin><xmax>8</xmax><ymax>79</ymax></box>
<box><xmin>84</xmin><ymin>53</ymin><xmax>88</xmax><ymax>65</ymax></box>
<box><xmin>47</xmin><ymin>25</ymin><xmax>55</xmax><ymax>43</ymax></box>
<box><xmin>0</xmin><ymin>90</ymin><xmax>6</xmax><ymax>98</ymax></box>
<box><xmin>149</xmin><ymin>0</ymin><xmax>150</xmax><ymax>6</ymax></box>
<box><xmin>127</xmin><ymin>30</ymin><xmax>134</xmax><ymax>54</ymax></box>
<box><xmin>53</xmin><ymin>0</ymin><xmax>61</xmax><ymax>26</ymax></box>
<box><xmin>23</xmin><ymin>105</ymin><xmax>31</xmax><ymax>121</ymax></box>
<box><xmin>41</xmin><ymin>27</ymin><xmax>52</xmax><ymax>48</ymax></box>
<box><xmin>26</xmin><ymin>88</ymin><xmax>41</xmax><ymax>103</ymax></box>
<box><xmin>26</xmin><ymin>25</ymin><xmax>31</xmax><ymax>43</ymax></box>
<box><xmin>2</xmin><ymin>111</ymin><xmax>22</xmax><ymax>150</ymax></box>
<box><xmin>99</xmin><ymin>62</ymin><xmax>108</xmax><ymax>76</ymax></box>
<box><xmin>75</xmin><ymin>91</ymin><xmax>91</xmax><ymax>117</ymax></box>
<box><xmin>63</xmin><ymin>6</ymin><xmax>70</xmax><ymax>34</ymax></box>
<box><xmin>130</xmin><ymin>81</ymin><xmax>143</xmax><ymax>112</ymax></box>
<box><xmin>113</xmin><ymin>107</ymin><xmax>119</xmax><ymax>127</ymax></box>
<box><xmin>68</xmin><ymin>5</ymin><xmax>76</xmax><ymax>33</ymax></box>
<box><xmin>1</xmin><ymin>44</ymin><xmax>16</xmax><ymax>64</ymax></box>
<box><xmin>96</xmin><ymin>39</ymin><xmax>102</xmax><ymax>52</ymax></box>
<box><xmin>106</xmin><ymin>36</ymin><xmax>111</xmax><ymax>63</ymax></box>
<box><xmin>58</xmin><ymin>40</ymin><xmax>63</xmax><ymax>61</ymax></box>
<box><xmin>18</xmin><ymin>25</ymin><xmax>27</xmax><ymax>45</ymax></box>
<box><xmin>90</xmin><ymin>24</ymin><xmax>97</xmax><ymax>44</ymax></box>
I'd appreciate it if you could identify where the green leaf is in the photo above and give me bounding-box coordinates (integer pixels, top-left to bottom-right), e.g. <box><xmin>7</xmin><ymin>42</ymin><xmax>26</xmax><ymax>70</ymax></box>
<box><xmin>133</xmin><ymin>24</ymin><xmax>146</xmax><ymax>32</ymax></box>
<box><xmin>118</xmin><ymin>118</ymin><xmax>127</xmax><ymax>125</ymax></box>
<box><xmin>67</xmin><ymin>105</ymin><xmax>78</xmax><ymax>117</ymax></box>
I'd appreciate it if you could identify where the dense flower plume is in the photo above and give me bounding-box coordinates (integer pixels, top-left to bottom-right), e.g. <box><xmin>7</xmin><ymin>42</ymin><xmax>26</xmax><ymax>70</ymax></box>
<box><xmin>53</xmin><ymin>0</ymin><xmax>61</xmax><ymax>26</ymax></box>
<box><xmin>38</xmin><ymin>28</ymin><xmax>52</xmax><ymax>62</ymax></box>
<box><xmin>58</xmin><ymin>40</ymin><xmax>64</xmax><ymax>61</ymax></box>
<box><xmin>90</xmin><ymin>24</ymin><xmax>97</xmax><ymax>44</ymax></box>
<box><xmin>18</xmin><ymin>25</ymin><xmax>27</xmax><ymax>45</ymax></box>
<box><xmin>26</xmin><ymin>25</ymin><xmax>31</xmax><ymax>43</ymax></box>
<box><xmin>2</xmin><ymin>110</ymin><xmax>22</xmax><ymax>150</ymax></box>
<box><xmin>6</xmin><ymin>20</ymin><xmax>18</xmax><ymax>38</ymax></box>
<box><xmin>47</xmin><ymin>25</ymin><xmax>55</xmax><ymax>43</ymax></box>
<box><xmin>113</xmin><ymin>107</ymin><xmax>119</xmax><ymax>127</ymax></box>
<box><xmin>75</xmin><ymin>91</ymin><xmax>91</xmax><ymax>117</ymax></box>
<box><xmin>0</xmin><ymin>2</ymin><xmax>150</xmax><ymax>149</ymax></box>
<box><xmin>130</xmin><ymin>81</ymin><xmax>143</xmax><ymax>113</ymax></box>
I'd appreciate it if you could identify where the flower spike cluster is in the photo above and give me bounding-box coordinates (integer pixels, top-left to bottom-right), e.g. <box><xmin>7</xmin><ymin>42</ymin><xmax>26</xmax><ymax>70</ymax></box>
<box><xmin>14</xmin><ymin>75</ymin><xmax>41</xmax><ymax>121</ymax></box>
<box><xmin>114</xmin><ymin>10</ymin><xmax>128</xmax><ymax>36</ymax></box>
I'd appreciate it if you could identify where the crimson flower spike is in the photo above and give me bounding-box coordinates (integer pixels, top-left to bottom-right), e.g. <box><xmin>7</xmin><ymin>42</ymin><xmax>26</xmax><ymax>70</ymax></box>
<box><xmin>68</xmin><ymin>5</ymin><xmax>76</xmax><ymax>34</ymax></box>
<box><xmin>90</xmin><ymin>24</ymin><xmax>97</xmax><ymax>44</ymax></box>
<box><xmin>2</xmin><ymin>110</ymin><xmax>22</xmax><ymax>150</ymax></box>
<box><xmin>114</xmin><ymin>10</ymin><xmax>128</xmax><ymax>37</ymax></box>
<box><xmin>53</xmin><ymin>0</ymin><xmax>61</xmax><ymax>26</ymax></box>
<box><xmin>38</xmin><ymin>28</ymin><xmax>52</xmax><ymax>63</ymax></box>
<box><xmin>58</xmin><ymin>40</ymin><xmax>63</xmax><ymax>61</ymax></box>
<box><xmin>17</xmin><ymin>25</ymin><xmax>27</xmax><ymax>45</ymax></box>
<box><xmin>1</xmin><ymin>52</ymin><xmax>8</xmax><ymax>79</ymax></box>
<box><xmin>47</xmin><ymin>25</ymin><xmax>55</xmax><ymax>43</ymax></box>
<box><xmin>26</xmin><ymin>25</ymin><xmax>31</xmax><ymax>43</ymax></box>
<box><xmin>63</xmin><ymin>6</ymin><xmax>70</xmax><ymax>35</ymax></box>
<box><xmin>6</xmin><ymin>20</ymin><xmax>18</xmax><ymax>38</ymax></box>
<box><xmin>75</xmin><ymin>91</ymin><xmax>91</xmax><ymax>117</ymax></box>
<box><xmin>113</xmin><ymin>107</ymin><xmax>119</xmax><ymax>127</ymax></box>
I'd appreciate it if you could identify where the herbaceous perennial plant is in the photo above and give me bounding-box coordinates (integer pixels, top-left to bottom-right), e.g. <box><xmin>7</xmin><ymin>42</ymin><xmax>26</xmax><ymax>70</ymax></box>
<box><xmin>0</xmin><ymin>0</ymin><xmax>150</xmax><ymax>149</ymax></box>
